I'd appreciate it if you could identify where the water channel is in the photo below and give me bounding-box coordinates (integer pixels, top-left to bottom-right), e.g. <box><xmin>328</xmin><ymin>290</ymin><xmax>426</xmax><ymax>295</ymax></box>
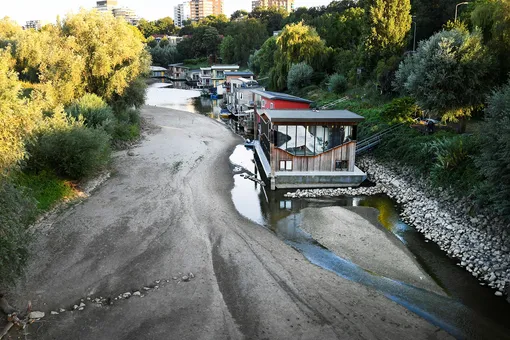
<box><xmin>146</xmin><ymin>84</ymin><xmax>510</xmax><ymax>339</ymax></box>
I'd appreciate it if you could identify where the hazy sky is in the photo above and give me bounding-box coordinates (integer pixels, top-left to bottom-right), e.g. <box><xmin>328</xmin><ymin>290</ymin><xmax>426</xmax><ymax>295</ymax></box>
<box><xmin>1</xmin><ymin>0</ymin><xmax>333</xmax><ymax>25</ymax></box>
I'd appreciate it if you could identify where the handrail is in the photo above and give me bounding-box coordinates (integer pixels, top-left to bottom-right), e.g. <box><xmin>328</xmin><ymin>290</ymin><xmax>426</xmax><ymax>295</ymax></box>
<box><xmin>356</xmin><ymin>123</ymin><xmax>404</xmax><ymax>154</ymax></box>
<box><xmin>318</xmin><ymin>96</ymin><xmax>349</xmax><ymax>110</ymax></box>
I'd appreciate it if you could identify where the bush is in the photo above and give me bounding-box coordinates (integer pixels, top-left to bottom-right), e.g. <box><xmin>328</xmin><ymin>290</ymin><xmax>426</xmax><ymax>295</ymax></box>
<box><xmin>381</xmin><ymin>97</ymin><xmax>419</xmax><ymax>123</ymax></box>
<box><xmin>329</xmin><ymin>73</ymin><xmax>348</xmax><ymax>94</ymax></box>
<box><xmin>27</xmin><ymin>126</ymin><xmax>111</xmax><ymax>179</ymax></box>
<box><xmin>111</xmin><ymin>77</ymin><xmax>147</xmax><ymax>113</ymax></box>
<box><xmin>0</xmin><ymin>180</ymin><xmax>37</xmax><ymax>287</ymax></box>
<box><xmin>287</xmin><ymin>62</ymin><xmax>313</xmax><ymax>93</ymax></box>
<box><xmin>66</xmin><ymin>94</ymin><xmax>116</xmax><ymax>133</ymax></box>
<box><xmin>113</xmin><ymin>122</ymin><xmax>140</xmax><ymax>142</ymax></box>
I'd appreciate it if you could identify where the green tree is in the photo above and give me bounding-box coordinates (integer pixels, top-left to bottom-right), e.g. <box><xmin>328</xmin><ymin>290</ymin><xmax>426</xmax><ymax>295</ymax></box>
<box><xmin>475</xmin><ymin>81</ymin><xmax>510</xmax><ymax>221</ymax></box>
<box><xmin>201</xmin><ymin>26</ymin><xmax>222</xmax><ymax>57</ymax></box>
<box><xmin>199</xmin><ymin>14</ymin><xmax>230</xmax><ymax>35</ymax></box>
<box><xmin>311</xmin><ymin>8</ymin><xmax>365</xmax><ymax>49</ymax></box>
<box><xmin>137</xmin><ymin>18</ymin><xmax>157</xmax><ymax>38</ymax></box>
<box><xmin>249</xmin><ymin>6</ymin><xmax>288</xmax><ymax>35</ymax></box>
<box><xmin>248</xmin><ymin>36</ymin><xmax>277</xmax><ymax>75</ymax></box>
<box><xmin>287</xmin><ymin>62</ymin><xmax>313</xmax><ymax>93</ymax></box>
<box><xmin>364</xmin><ymin>0</ymin><xmax>412</xmax><ymax>59</ymax></box>
<box><xmin>150</xmin><ymin>45</ymin><xmax>179</xmax><ymax>66</ymax></box>
<box><xmin>231</xmin><ymin>10</ymin><xmax>249</xmax><ymax>21</ymax></box>
<box><xmin>471</xmin><ymin>0</ymin><xmax>510</xmax><ymax>85</ymax></box>
<box><xmin>62</xmin><ymin>10</ymin><xmax>149</xmax><ymax>101</ymax></box>
<box><xmin>220</xmin><ymin>35</ymin><xmax>236</xmax><ymax>64</ymax></box>
<box><xmin>395</xmin><ymin>29</ymin><xmax>492</xmax><ymax>125</ymax></box>
<box><xmin>224</xmin><ymin>19</ymin><xmax>268</xmax><ymax>65</ymax></box>
<box><xmin>155</xmin><ymin>17</ymin><xmax>176</xmax><ymax>35</ymax></box>
<box><xmin>270</xmin><ymin>22</ymin><xmax>328</xmax><ymax>90</ymax></box>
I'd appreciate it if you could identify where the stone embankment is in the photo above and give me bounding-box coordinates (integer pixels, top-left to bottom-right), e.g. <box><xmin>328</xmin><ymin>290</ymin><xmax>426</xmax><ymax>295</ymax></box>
<box><xmin>284</xmin><ymin>156</ymin><xmax>510</xmax><ymax>299</ymax></box>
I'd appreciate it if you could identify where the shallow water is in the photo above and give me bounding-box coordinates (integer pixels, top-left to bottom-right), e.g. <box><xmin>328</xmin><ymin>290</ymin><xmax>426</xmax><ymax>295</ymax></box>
<box><xmin>147</xmin><ymin>85</ymin><xmax>510</xmax><ymax>339</ymax></box>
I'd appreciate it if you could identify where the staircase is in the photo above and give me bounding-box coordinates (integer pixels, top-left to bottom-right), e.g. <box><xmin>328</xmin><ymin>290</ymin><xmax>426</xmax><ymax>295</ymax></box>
<box><xmin>318</xmin><ymin>97</ymin><xmax>349</xmax><ymax>110</ymax></box>
<box><xmin>356</xmin><ymin>123</ymin><xmax>404</xmax><ymax>155</ymax></box>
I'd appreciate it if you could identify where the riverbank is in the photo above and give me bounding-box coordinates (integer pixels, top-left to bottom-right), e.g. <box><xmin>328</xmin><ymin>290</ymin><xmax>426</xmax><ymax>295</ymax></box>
<box><xmin>2</xmin><ymin>104</ymin><xmax>451</xmax><ymax>339</ymax></box>
<box><xmin>284</xmin><ymin>155</ymin><xmax>510</xmax><ymax>300</ymax></box>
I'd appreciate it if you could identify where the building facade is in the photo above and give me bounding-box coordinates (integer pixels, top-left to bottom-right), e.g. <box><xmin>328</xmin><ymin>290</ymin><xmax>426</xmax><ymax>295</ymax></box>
<box><xmin>174</xmin><ymin>2</ymin><xmax>191</xmax><ymax>27</ymax></box>
<box><xmin>95</xmin><ymin>0</ymin><xmax>118</xmax><ymax>12</ymax></box>
<box><xmin>189</xmin><ymin>0</ymin><xmax>223</xmax><ymax>22</ymax></box>
<box><xmin>25</xmin><ymin>20</ymin><xmax>48</xmax><ymax>30</ymax></box>
<box><xmin>112</xmin><ymin>7</ymin><xmax>140</xmax><ymax>25</ymax></box>
<box><xmin>252</xmin><ymin>0</ymin><xmax>295</xmax><ymax>12</ymax></box>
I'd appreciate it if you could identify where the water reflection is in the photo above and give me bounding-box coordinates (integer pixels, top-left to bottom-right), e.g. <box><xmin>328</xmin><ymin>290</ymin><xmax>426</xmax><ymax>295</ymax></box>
<box><xmin>228</xmin><ymin>144</ymin><xmax>510</xmax><ymax>340</ymax></box>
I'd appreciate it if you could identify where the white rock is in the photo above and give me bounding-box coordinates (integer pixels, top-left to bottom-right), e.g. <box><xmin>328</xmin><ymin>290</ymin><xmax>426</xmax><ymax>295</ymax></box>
<box><xmin>50</xmin><ymin>311</ymin><xmax>59</xmax><ymax>315</ymax></box>
<box><xmin>29</xmin><ymin>311</ymin><xmax>45</xmax><ymax>319</ymax></box>
<box><xmin>133</xmin><ymin>291</ymin><xmax>141</xmax><ymax>296</ymax></box>
<box><xmin>59</xmin><ymin>308</ymin><xmax>66</xmax><ymax>313</ymax></box>
<box><xmin>495</xmin><ymin>291</ymin><xmax>503</xmax><ymax>297</ymax></box>
<box><xmin>79</xmin><ymin>302</ymin><xmax>86</xmax><ymax>307</ymax></box>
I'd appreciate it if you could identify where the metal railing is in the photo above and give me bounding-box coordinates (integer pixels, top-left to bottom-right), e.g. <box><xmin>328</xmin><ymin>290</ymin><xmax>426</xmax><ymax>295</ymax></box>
<box><xmin>356</xmin><ymin>123</ymin><xmax>404</xmax><ymax>155</ymax></box>
<box><xmin>318</xmin><ymin>97</ymin><xmax>349</xmax><ymax>110</ymax></box>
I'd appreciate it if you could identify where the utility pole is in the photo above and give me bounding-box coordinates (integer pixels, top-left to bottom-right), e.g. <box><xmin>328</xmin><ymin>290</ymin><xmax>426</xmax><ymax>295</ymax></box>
<box><xmin>455</xmin><ymin>2</ymin><xmax>469</xmax><ymax>22</ymax></box>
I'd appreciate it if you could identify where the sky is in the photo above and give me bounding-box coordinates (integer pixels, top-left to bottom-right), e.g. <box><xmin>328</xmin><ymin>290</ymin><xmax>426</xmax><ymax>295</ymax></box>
<box><xmin>1</xmin><ymin>0</ymin><xmax>333</xmax><ymax>26</ymax></box>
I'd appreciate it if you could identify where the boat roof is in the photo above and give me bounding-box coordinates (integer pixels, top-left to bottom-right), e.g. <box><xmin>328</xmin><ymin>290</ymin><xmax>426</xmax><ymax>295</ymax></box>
<box><xmin>150</xmin><ymin>66</ymin><xmax>167</xmax><ymax>71</ymax></box>
<box><xmin>261</xmin><ymin>109</ymin><xmax>364</xmax><ymax>123</ymax></box>
<box><xmin>250</xmin><ymin>90</ymin><xmax>313</xmax><ymax>104</ymax></box>
<box><xmin>225</xmin><ymin>71</ymin><xmax>254</xmax><ymax>76</ymax></box>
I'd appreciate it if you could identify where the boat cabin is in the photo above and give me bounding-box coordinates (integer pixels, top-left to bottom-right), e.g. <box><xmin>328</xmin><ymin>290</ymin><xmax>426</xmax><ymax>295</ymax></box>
<box><xmin>254</xmin><ymin>109</ymin><xmax>367</xmax><ymax>190</ymax></box>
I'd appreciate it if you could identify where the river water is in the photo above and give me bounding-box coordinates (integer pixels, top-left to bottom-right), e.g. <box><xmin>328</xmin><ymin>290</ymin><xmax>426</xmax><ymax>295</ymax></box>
<box><xmin>146</xmin><ymin>84</ymin><xmax>510</xmax><ymax>339</ymax></box>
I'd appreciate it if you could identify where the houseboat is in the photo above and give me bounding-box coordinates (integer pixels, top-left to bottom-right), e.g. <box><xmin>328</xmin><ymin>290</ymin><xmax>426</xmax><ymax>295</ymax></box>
<box><xmin>252</xmin><ymin>91</ymin><xmax>366</xmax><ymax>190</ymax></box>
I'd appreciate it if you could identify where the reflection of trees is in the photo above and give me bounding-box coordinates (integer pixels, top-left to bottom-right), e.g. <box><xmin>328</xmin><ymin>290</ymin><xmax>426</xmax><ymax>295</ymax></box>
<box><xmin>191</xmin><ymin>97</ymin><xmax>214</xmax><ymax>115</ymax></box>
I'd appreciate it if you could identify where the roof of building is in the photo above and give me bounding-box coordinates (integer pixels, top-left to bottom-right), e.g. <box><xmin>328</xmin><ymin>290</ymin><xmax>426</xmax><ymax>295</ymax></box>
<box><xmin>211</xmin><ymin>65</ymin><xmax>240</xmax><ymax>70</ymax></box>
<box><xmin>150</xmin><ymin>66</ymin><xmax>167</xmax><ymax>71</ymax></box>
<box><xmin>168</xmin><ymin>63</ymin><xmax>187</xmax><ymax>67</ymax></box>
<box><xmin>250</xmin><ymin>90</ymin><xmax>313</xmax><ymax>104</ymax></box>
<box><xmin>225</xmin><ymin>71</ymin><xmax>254</xmax><ymax>76</ymax></box>
<box><xmin>261</xmin><ymin>109</ymin><xmax>365</xmax><ymax>123</ymax></box>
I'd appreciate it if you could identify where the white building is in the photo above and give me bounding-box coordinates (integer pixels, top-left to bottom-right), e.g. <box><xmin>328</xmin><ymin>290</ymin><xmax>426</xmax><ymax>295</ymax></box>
<box><xmin>174</xmin><ymin>2</ymin><xmax>191</xmax><ymax>28</ymax></box>
<box><xmin>25</xmin><ymin>20</ymin><xmax>49</xmax><ymax>30</ymax></box>
<box><xmin>112</xmin><ymin>7</ymin><xmax>140</xmax><ymax>25</ymax></box>
<box><xmin>95</xmin><ymin>0</ymin><xmax>118</xmax><ymax>13</ymax></box>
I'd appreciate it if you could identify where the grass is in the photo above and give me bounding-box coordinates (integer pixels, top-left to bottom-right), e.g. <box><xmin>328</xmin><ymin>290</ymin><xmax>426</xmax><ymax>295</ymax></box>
<box><xmin>14</xmin><ymin>171</ymin><xmax>77</xmax><ymax>211</ymax></box>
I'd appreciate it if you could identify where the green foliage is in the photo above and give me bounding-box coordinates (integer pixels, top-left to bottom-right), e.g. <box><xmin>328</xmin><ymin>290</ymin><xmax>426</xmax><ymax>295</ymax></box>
<box><xmin>248</xmin><ymin>36</ymin><xmax>277</xmax><ymax>76</ymax></box>
<box><xmin>177</xmin><ymin>26</ymin><xmax>221</xmax><ymax>60</ymax></box>
<box><xmin>381</xmin><ymin>96</ymin><xmax>419</xmax><ymax>122</ymax></box>
<box><xmin>65</xmin><ymin>94</ymin><xmax>115</xmax><ymax>133</ymax></box>
<box><xmin>27</xmin><ymin>126</ymin><xmax>111</xmax><ymax>180</ymax></box>
<box><xmin>62</xmin><ymin>10</ymin><xmax>149</xmax><ymax>101</ymax></box>
<box><xmin>364</xmin><ymin>0</ymin><xmax>412</xmax><ymax>59</ymax></box>
<box><xmin>223</xmin><ymin>19</ymin><xmax>269</xmax><ymax>65</ymax></box>
<box><xmin>395</xmin><ymin>29</ymin><xmax>492</xmax><ymax>122</ymax></box>
<box><xmin>249</xmin><ymin>6</ymin><xmax>288</xmax><ymax>35</ymax></box>
<box><xmin>150</xmin><ymin>45</ymin><xmax>179</xmax><ymax>66</ymax></box>
<box><xmin>475</xmin><ymin>81</ymin><xmax>510</xmax><ymax>220</ymax></box>
<box><xmin>137</xmin><ymin>17</ymin><xmax>176</xmax><ymax>38</ymax></box>
<box><xmin>0</xmin><ymin>179</ymin><xmax>37</xmax><ymax>287</ymax></box>
<box><xmin>231</xmin><ymin>10</ymin><xmax>249</xmax><ymax>21</ymax></box>
<box><xmin>13</xmin><ymin>171</ymin><xmax>75</xmax><ymax>211</ymax></box>
<box><xmin>110</xmin><ymin>77</ymin><xmax>147</xmax><ymax>113</ymax></box>
<box><xmin>329</xmin><ymin>73</ymin><xmax>348</xmax><ymax>94</ymax></box>
<box><xmin>287</xmin><ymin>62</ymin><xmax>313</xmax><ymax>93</ymax></box>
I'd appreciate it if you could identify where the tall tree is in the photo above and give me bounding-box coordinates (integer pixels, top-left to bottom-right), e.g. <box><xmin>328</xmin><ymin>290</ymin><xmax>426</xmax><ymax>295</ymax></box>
<box><xmin>249</xmin><ymin>6</ymin><xmax>288</xmax><ymax>34</ymax></box>
<box><xmin>223</xmin><ymin>18</ymin><xmax>268</xmax><ymax>65</ymax></box>
<box><xmin>231</xmin><ymin>10</ymin><xmax>249</xmax><ymax>21</ymax></box>
<box><xmin>364</xmin><ymin>0</ymin><xmax>412</xmax><ymax>57</ymax></box>
<box><xmin>394</xmin><ymin>29</ymin><xmax>492</xmax><ymax>125</ymax></box>
<box><xmin>62</xmin><ymin>10</ymin><xmax>149</xmax><ymax>101</ymax></box>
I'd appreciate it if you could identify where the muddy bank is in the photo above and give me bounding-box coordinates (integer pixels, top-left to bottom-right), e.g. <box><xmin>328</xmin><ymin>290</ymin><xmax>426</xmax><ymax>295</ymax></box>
<box><xmin>300</xmin><ymin>206</ymin><xmax>443</xmax><ymax>294</ymax></box>
<box><xmin>284</xmin><ymin>156</ymin><xmax>510</xmax><ymax>300</ymax></box>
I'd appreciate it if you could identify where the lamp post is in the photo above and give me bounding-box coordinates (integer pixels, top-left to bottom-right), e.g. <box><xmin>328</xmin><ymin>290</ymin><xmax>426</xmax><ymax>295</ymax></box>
<box><xmin>455</xmin><ymin>2</ymin><xmax>469</xmax><ymax>22</ymax></box>
<box><xmin>412</xmin><ymin>15</ymin><xmax>417</xmax><ymax>52</ymax></box>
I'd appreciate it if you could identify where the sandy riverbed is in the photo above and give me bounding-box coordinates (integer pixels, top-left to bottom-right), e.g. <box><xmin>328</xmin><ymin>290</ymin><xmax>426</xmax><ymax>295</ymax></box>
<box><xmin>4</xmin><ymin>105</ymin><xmax>451</xmax><ymax>339</ymax></box>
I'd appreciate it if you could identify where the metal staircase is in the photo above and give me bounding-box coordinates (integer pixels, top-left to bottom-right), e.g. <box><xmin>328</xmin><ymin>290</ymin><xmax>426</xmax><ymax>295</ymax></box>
<box><xmin>356</xmin><ymin>123</ymin><xmax>404</xmax><ymax>155</ymax></box>
<box><xmin>318</xmin><ymin>97</ymin><xmax>349</xmax><ymax>110</ymax></box>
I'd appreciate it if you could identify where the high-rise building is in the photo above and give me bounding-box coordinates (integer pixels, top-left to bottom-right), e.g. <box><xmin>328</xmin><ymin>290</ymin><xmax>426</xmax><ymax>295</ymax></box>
<box><xmin>189</xmin><ymin>0</ymin><xmax>223</xmax><ymax>22</ymax></box>
<box><xmin>94</xmin><ymin>1</ymin><xmax>139</xmax><ymax>25</ymax></box>
<box><xmin>25</xmin><ymin>20</ymin><xmax>48</xmax><ymax>30</ymax></box>
<box><xmin>95</xmin><ymin>0</ymin><xmax>118</xmax><ymax>13</ymax></box>
<box><xmin>252</xmin><ymin>0</ymin><xmax>295</xmax><ymax>12</ymax></box>
<box><xmin>112</xmin><ymin>7</ymin><xmax>140</xmax><ymax>25</ymax></box>
<box><xmin>174</xmin><ymin>2</ymin><xmax>191</xmax><ymax>27</ymax></box>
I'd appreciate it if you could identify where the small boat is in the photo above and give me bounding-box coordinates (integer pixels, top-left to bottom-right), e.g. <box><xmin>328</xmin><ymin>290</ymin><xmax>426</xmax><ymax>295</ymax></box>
<box><xmin>244</xmin><ymin>139</ymin><xmax>255</xmax><ymax>148</ymax></box>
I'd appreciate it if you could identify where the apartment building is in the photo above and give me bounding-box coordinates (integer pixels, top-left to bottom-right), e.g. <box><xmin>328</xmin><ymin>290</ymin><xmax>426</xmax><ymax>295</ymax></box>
<box><xmin>95</xmin><ymin>0</ymin><xmax>118</xmax><ymax>12</ymax></box>
<box><xmin>112</xmin><ymin>7</ymin><xmax>140</xmax><ymax>25</ymax></box>
<box><xmin>25</xmin><ymin>20</ymin><xmax>49</xmax><ymax>30</ymax></box>
<box><xmin>174</xmin><ymin>2</ymin><xmax>191</xmax><ymax>27</ymax></box>
<box><xmin>189</xmin><ymin>0</ymin><xmax>223</xmax><ymax>22</ymax></box>
<box><xmin>251</xmin><ymin>0</ymin><xmax>295</xmax><ymax>12</ymax></box>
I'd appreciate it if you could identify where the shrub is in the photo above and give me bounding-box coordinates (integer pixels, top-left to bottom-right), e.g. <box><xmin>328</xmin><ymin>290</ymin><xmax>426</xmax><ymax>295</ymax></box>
<box><xmin>113</xmin><ymin>122</ymin><xmax>140</xmax><ymax>142</ymax></box>
<box><xmin>329</xmin><ymin>73</ymin><xmax>348</xmax><ymax>94</ymax></box>
<box><xmin>475</xmin><ymin>81</ymin><xmax>510</xmax><ymax>220</ymax></box>
<box><xmin>66</xmin><ymin>94</ymin><xmax>116</xmax><ymax>133</ymax></box>
<box><xmin>111</xmin><ymin>77</ymin><xmax>147</xmax><ymax>114</ymax></box>
<box><xmin>381</xmin><ymin>97</ymin><xmax>419</xmax><ymax>123</ymax></box>
<box><xmin>287</xmin><ymin>62</ymin><xmax>313</xmax><ymax>93</ymax></box>
<box><xmin>0</xmin><ymin>180</ymin><xmax>37</xmax><ymax>287</ymax></box>
<box><xmin>27</xmin><ymin>126</ymin><xmax>111</xmax><ymax>179</ymax></box>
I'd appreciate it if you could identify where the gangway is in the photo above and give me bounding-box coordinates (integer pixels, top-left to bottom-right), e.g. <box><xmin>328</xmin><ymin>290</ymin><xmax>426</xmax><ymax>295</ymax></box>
<box><xmin>356</xmin><ymin>123</ymin><xmax>404</xmax><ymax>155</ymax></box>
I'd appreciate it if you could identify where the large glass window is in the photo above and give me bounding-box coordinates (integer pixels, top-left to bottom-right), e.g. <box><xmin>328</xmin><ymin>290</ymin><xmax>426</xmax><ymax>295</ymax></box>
<box><xmin>275</xmin><ymin>124</ymin><xmax>354</xmax><ymax>155</ymax></box>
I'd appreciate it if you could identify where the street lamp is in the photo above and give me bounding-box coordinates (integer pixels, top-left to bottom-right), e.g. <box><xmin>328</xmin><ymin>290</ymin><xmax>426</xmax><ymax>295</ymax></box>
<box><xmin>455</xmin><ymin>2</ymin><xmax>469</xmax><ymax>22</ymax></box>
<box><xmin>412</xmin><ymin>15</ymin><xmax>417</xmax><ymax>52</ymax></box>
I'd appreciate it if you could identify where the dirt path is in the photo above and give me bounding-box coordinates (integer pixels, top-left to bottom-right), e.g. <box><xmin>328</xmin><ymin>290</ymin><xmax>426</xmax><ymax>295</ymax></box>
<box><xmin>6</xmin><ymin>106</ymin><xmax>450</xmax><ymax>339</ymax></box>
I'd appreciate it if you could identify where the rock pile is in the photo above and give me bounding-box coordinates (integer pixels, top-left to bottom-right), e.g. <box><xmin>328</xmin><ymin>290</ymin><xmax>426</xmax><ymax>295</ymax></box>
<box><xmin>285</xmin><ymin>156</ymin><xmax>510</xmax><ymax>298</ymax></box>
